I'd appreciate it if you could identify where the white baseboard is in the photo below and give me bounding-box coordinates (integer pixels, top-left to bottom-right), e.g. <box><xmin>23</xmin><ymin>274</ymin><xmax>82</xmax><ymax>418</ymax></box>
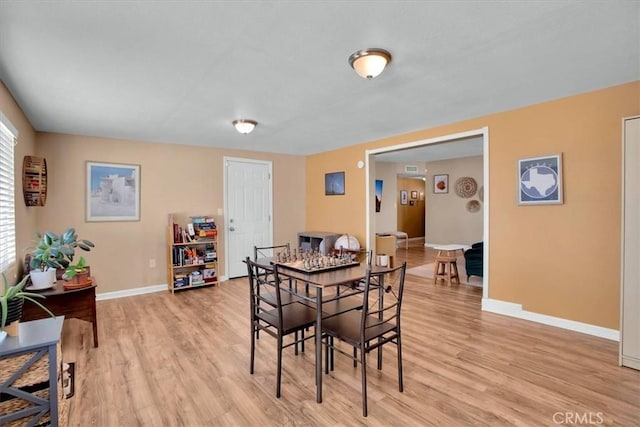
<box><xmin>97</xmin><ymin>284</ymin><xmax>168</xmax><ymax>301</ymax></box>
<box><xmin>481</xmin><ymin>298</ymin><xmax>619</xmax><ymax>341</ymax></box>
<box><xmin>621</xmin><ymin>355</ymin><xmax>640</xmax><ymax>370</ymax></box>
<box><xmin>96</xmin><ymin>276</ymin><xmax>230</xmax><ymax>301</ymax></box>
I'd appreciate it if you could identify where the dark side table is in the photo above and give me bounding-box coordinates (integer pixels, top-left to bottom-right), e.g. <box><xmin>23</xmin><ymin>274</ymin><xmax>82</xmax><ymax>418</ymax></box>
<box><xmin>22</xmin><ymin>279</ymin><xmax>99</xmax><ymax>347</ymax></box>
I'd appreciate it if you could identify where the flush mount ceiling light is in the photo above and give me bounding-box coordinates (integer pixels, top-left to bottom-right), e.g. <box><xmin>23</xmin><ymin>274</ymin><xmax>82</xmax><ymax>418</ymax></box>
<box><xmin>348</xmin><ymin>48</ymin><xmax>392</xmax><ymax>79</ymax></box>
<box><xmin>232</xmin><ymin>119</ymin><xmax>257</xmax><ymax>134</ymax></box>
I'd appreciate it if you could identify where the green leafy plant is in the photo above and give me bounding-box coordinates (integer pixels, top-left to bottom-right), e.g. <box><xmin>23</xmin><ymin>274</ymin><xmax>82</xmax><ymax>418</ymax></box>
<box><xmin>1</xmin><ymin>273</ymin><xmax>54</xmax><ymax>331</ymax></box>
<box><xmin>64</xmin><ymin>256</ymin><xmax>87</xmax><ymax>280</ymax></box>
<box><xmin>29</xmin><ymin>228</ymin><xmax>94</xmax><ymax>272</ymax></box>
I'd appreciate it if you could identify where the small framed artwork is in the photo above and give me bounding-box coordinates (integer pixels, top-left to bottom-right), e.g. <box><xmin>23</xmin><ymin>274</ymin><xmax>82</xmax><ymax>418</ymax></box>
<box><xmin>400</xmin><ymin>190</ymin><xmax>408</xmax><ymax>205</ymax></box>
<box><xmin>410</xmin><ymin>190</ymin><xmax>418</xmax><ymax>199</ymax></box>
<box><xmin>518</xmin><ymin>154</ymin><xmax>563</xmax><ymax>205</ymax></box>
<box><xmin>375</xmin><ymin>179</ymin><xmax>383</xmax><ymax>212</ymax></box>
<box><xmin>409</xmin><ymin>200</ymin><xmax>415</xmax><ymax>206</ymax></box>
<box><xmin>86</xmin><ymin>161</ymin><xmax>140</xmax><ymax>222</ymax></box>
<box><xmin>325</xmin><ymin>171</ymin><xmax>345</xmax><ymax>195</ymax></box>
<box><xmin>434</xmin><ymin>174</ymin><xmax>448</xmax><ymax>194</ymax></box>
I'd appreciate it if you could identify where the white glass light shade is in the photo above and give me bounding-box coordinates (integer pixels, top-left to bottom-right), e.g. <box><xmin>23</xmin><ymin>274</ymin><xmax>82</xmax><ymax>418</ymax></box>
<box><xmin>232</xmin><ymin>119</ymin><xmax>257</xmax><ymax>134</ymax></box>
<box><xmin>348</xmin><ymin>48</ymin><xmax>392</xmax><ymax>80</ymax></box>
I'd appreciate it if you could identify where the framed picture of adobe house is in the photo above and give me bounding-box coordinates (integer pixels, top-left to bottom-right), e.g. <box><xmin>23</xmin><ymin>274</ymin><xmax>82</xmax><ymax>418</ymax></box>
<box><xmin>433</xmin><ymin>174</ymin><xmax>448</xmax><ymax>193</ymax></box>
<box><xmin>86</xmin><ymin>161</ymin><xmax>141</xmax><ymax>222</ymax></box>
<box><xmin>518</xmin><ymin>153</ymin><xmax>563</xmax><ymax>205</ymax></box>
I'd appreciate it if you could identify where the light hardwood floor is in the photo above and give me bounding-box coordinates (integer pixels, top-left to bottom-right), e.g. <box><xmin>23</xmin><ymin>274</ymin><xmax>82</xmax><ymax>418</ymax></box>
<box><xmin>61</xmin><ymin>244</ymin><xmax>640</xmax><ymax>426</ymax></box>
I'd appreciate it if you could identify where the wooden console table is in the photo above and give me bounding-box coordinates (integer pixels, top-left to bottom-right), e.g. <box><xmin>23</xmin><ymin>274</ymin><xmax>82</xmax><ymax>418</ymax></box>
<box><xmin>22</xmin><ymin>279</ymin><xmax>99</xmax><ymax>347</ymax></box>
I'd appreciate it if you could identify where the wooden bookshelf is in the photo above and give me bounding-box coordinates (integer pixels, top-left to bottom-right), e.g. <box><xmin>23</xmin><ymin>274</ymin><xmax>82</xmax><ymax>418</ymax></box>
<box><xmin>22</xmin><ymin>155</ymin><xmax>47</xmax><ymax>207</ymax></box>
<box><xmin>166</xmin><ymin>214</ymin><xmax>219</xmax><ymax>293</ymax></box>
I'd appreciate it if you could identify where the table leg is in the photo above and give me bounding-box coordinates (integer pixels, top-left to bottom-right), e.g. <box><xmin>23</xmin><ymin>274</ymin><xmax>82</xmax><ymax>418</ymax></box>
<box><xmin>316</xmin><ymin>288</ymin><xmax>323</xmax><ymax>403</ymax></box>
<box><xmin>48</xmin><ymin>343</ymin><xmax>59</xmax><ymax>427</ymax></box>
<box><xmin>92</xmin><ymin>320</ymin><xmax>99</xmax><ymax>347</ymax></box>
<box><xmin>91</xmin><ymin>289</ymin><xmax>99</xmax><ymax>347</ymax></box>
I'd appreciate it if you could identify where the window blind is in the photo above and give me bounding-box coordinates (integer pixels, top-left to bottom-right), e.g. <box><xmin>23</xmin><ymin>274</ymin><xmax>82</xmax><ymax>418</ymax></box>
<box><xmin>0</xmin><ymin>112</ymin><xmax>17</xmax><ymax>273</ymax></box>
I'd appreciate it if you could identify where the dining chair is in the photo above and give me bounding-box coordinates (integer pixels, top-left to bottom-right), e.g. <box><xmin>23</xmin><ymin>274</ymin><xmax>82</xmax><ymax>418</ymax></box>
<box><xmin>320</xmin><ymin>248</ymin><xmax>372</xmax><ymax>319</ymax></box>
<box><xmin>252</xmin><ymin>244</ymin><xmax>300</xmax><ymax>307</ymax></box>
<box><xmin>245</xmin><ymin>257</ymin><xmax>317</xmax><ymax>398</ymax></box>
<box><xmin>253</xmin><ymin>243</ymin><xmax>290</xmax><ymax>261</ymax></box>
<box><xmin>321</xmin><ymin>262</ymin><xmax>407</xmax><ymax>416</ymax></box>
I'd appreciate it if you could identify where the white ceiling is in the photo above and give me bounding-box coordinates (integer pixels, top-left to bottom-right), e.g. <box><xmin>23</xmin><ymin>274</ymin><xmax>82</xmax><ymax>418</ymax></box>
<box><xmin>0</xmin><ymin>2</ymin><xmax>638</xmax><ymax>156</ymax></box>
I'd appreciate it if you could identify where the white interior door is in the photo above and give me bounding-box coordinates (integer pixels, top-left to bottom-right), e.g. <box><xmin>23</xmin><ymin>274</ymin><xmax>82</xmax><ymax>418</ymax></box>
<box><xmin>224</xmin><ymin>157</ymin><xmax>273</xmax><ymax>278</ymax></box>
<box><xmin>621</xmin><ymin>116</ymin><xmax>640</xmax><ymax>370</ymax></box>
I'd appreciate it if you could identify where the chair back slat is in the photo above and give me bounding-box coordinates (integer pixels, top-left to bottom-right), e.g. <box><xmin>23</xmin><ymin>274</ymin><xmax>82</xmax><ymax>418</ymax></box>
<box><xmin>360</xmin><ymin>262</ymin><xmax>407</xmax><ymax>341</ymax></box>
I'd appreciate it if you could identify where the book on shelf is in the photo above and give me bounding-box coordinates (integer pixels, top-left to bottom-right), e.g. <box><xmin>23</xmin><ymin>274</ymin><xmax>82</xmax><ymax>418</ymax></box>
<box><xmin>190</xmin><ymin>215</ymin><xmax>215</xmax><ymax>224</ymax></box>
<box><xmin>203</xmin><ymin>268</ymin><xmax>216</xmax><ymax>282</ymax></box>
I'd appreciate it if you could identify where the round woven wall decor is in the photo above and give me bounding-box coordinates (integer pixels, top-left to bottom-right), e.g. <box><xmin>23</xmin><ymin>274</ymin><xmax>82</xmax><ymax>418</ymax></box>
<box><xmin>466</xmin><ymin>200</ymin><xmax>481</xmax><ymax>213</ymax></box>
<box><xmin>455</xmin><ymin>177</ymin><xmax>477</xmax><ymax>198</ymax></box>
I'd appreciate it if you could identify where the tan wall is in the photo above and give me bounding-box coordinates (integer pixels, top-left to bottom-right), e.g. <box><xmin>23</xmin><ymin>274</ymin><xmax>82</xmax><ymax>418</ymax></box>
<box><xmin>397</xmin><ymin>178</ymin><xmax>425</xmax><ymax>238</ymax></box>
<box><xmin>373</xmin><ymin>162</ymin><xmax>398</xmax><ymax>233</ymax></box>
<box><xmin>34</xmin><ymin>133</ymin><xmax>305</xmax><ymax>294</ymax></box>
<box><xmin>0</xmin><ymin>81</ymin><xmax>38</xmax><ymax>284</ymax></box>
<box><xmin>425</xmin><ymin>156</ymin><xmax>483</xmax><ymax>245</ymax></box>
<box><xmin>307</xmin><ymin>81</ymin><xmax>640</xmax><ymax>329</ymax></box>
<box><xmin>305</xmin><ymin>145</ymin><xmax>367</xmax><ymax>243</ymax></box>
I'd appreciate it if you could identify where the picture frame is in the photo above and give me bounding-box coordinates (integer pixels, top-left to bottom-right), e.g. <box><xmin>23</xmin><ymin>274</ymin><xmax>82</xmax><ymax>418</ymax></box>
<box><xmin>86</xmin><ymin>161</ymin><xmax>141</xmax><ymax>222</ymax></box>
<box><xmin>400</xmin><ymin>190</ymin><xmax>408</xmax><ymax>205</ymax></box>
<box><xmin>375</xmin><ymin>179</ymin><xmax>383</xmax><ymax>212</ymax></box>
<box><xmin>410</xmin><ymin>190</ymin><xmax>418</xmax><ymax>199</ymax></box>
<box><xmin>433</xmin><ymin>174</ymin><xmax>448</xmax><ymax>194</ymax></box>
<box><xmin>409</xmin><ymin>200</ymin><xmax>415</xmax><ymax>206</ymax></box>
<box><xmin>517</xmin><ymin>153</ymin><xmax>563</xmax><ymax>205</ymax></box>
<box><xmin>325</xmin><ymin>171</ymin><xmax>345</xmax><ymax>195</ymax></box>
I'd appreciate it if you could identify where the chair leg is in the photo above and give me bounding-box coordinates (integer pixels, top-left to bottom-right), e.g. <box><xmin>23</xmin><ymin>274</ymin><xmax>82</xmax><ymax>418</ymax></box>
<box><xmin>353</xmin><ymin>347</ymin><xmax>357</xmax><ymax>368</ymax></box>
<box><xmin>276</xmin><ymin>336</ymin><xmax>283</xmax><ymax>398</ymax></box>
<box><xmin>397</xmin><ymin>334</ymin><xmax>404</xmax><ymax>393</ymax></box>
<box><xmin>330</xmin><ymin>336</ymin><xmax>334</xmax><ymax>371</ymax></box>
<box><xmin>250</xmin><ymin>324</ymin><xmax>256</xmax><ymax>375</ymax></box>
<box><xmin>301</xmin><ymin>329</ymin><xmax>305</xmax><ymax>353</ymax></box>
<box><xmin>377</xmin><ymin>338</ymin><xmax>383</xmax><ymax>370</ymax></box>
<box><xmin>324</xmin><ymin>335</ymin><xmax>330</xmax><ymax>375</ymax></box>
<box><xmin>361</xmin><ymin>346</ymin><xmax>368</xmax><ymax>417</ymax></box>
<box><xmin>452</xmin><ymin>262</ymin><xmax>459</xmax><ymax>285</ymax></box>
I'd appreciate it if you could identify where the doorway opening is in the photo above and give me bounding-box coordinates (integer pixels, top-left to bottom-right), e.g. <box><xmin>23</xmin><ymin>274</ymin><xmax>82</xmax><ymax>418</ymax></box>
<box><xmin>365</xmin><ymin>127</ymin><xmax>489</xmax><ymax>300</ymax></box>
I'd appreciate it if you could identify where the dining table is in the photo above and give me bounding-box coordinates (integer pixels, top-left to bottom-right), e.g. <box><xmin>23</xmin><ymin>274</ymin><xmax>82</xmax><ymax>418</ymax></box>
<box><xmin>256</xmin><ymin>257</ymin><xmax>385</xmax><ymax>403</ymax></box>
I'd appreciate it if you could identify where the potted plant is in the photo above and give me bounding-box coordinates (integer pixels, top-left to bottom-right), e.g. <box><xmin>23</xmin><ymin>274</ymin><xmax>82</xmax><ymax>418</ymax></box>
<box><xmin>28</xmin><ymin>228</ymin><xmax>94</xmax><ymax>290</ymax></box>
<box><xmin>0</xmin><ymin>273</ymin><xmax>54</xmax><ymax>342</ymax></box>
<box><xmin>63</xmin><ymin>256</ymin><xmax>90</xmax><ymax>285</ymax></box>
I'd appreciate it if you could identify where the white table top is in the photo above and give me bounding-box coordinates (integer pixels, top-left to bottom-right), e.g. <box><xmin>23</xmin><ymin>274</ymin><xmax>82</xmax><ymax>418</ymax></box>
<box><xmin>433</xmin><ymin>244</ymin><xmax>471</xmax><ymax>251</ymax></box>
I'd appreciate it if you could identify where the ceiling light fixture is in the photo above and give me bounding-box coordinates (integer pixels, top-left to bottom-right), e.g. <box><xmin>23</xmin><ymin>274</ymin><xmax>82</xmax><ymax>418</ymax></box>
<box><xmin>348</xmin><ymin>48</ymin><xmax>392</xmax><ymax>80</ymax></box>
<box><xmin>232</xmin><ymin>119</ymin><xmax>257</xmax><ymax>134</ymax></box>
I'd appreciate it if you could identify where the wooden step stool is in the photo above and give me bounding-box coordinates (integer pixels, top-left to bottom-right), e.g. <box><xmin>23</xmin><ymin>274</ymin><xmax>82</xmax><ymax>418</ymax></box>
<box><xmin>433</xmin><ymin>251</ymin><xmax>460</xmax><ymax>286</ymax></box>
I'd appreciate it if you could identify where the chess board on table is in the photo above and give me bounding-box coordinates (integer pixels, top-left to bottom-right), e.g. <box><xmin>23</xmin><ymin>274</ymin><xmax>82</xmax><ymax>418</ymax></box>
<box><xmin>274</xmin><ymin>259</ymin><xmax>359</xmax><ymax>274</ymax></box>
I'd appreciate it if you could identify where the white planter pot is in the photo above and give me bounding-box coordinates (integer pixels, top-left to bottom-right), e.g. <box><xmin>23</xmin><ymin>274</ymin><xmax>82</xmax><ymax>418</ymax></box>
<box><xmin>29</xmin><ymin>268</ymin><xmax>56</xmax><ymax>290</ymax></box>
